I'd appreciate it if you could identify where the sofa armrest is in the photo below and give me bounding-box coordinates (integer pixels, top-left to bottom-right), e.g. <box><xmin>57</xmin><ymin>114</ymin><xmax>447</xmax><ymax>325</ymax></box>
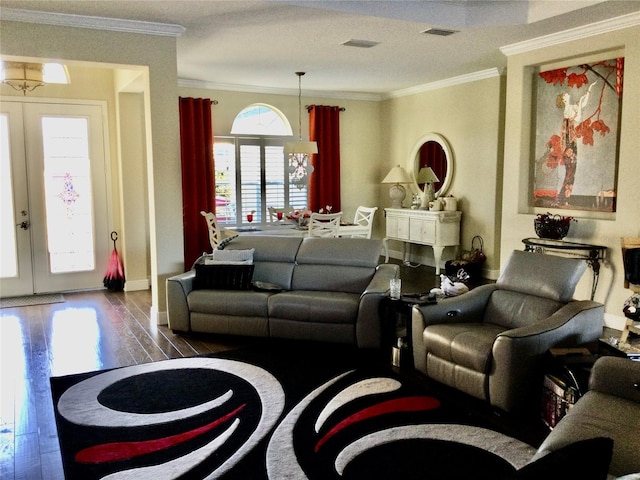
<box><xmin>490</xmin><ymin>300</ymin><xmax>604</xmax><ymax>412</ymax></box>
<box><xmin>590</xmin><ymin>356</ymin><xmax>640</xmax><ymax>404</ymax></box>
<box><xmin>166</xmin><ymin>271</ymin><xmax>196</xmax><ymax>332</ymax></box>
<box><xmin>412</xmin><ymin>284</ymin><xmax>496</xmax><ymax>329</ymax></box>
<box><xmin>355</xmin><ymin>263</ymin><xmax>399</xmax><ymax>349</ymax></box>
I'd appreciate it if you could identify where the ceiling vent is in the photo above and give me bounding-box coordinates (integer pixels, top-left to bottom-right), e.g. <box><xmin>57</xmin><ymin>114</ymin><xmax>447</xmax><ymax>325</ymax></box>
<box><xmin>421</xmin><ymin>28</ymin><xmax>458</xmax><ymax>37</ymax></box>
<box><xmin>341</xmin><ymin>39</ymin><xmax>379</xmax><ymax>48</ymax></box>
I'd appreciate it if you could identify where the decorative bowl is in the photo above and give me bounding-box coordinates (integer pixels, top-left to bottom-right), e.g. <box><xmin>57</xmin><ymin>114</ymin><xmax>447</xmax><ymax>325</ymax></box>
<box><xmin>534</xmin><ymin>213</ymin><xmax>575</xmax><ymax>240</ymax></box>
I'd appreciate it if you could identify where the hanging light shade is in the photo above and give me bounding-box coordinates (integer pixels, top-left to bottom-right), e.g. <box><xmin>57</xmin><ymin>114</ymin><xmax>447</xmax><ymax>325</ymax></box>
<box><xmin>285</xmin><ymin>72</ymin><xmax>317</xmax><ymax>189</ymax></box>
<box><xmin>1</xmin><ymin>61</ymin><xmax>70</xmax><ymax>95</ymax></box>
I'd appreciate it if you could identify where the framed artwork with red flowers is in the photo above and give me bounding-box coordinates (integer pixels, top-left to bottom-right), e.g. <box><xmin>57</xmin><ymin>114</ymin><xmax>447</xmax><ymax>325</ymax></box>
<box><xmin>532</xmin><ymin>57</ymin><xmax>624</xmax><ymax>213</ymax></box>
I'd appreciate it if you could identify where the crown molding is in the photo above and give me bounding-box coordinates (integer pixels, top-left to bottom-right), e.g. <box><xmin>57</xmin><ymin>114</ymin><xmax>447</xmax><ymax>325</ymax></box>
<box><xmin>178</xmin><ymin>78</ymin><xmax>383</xmax><ymax>102</ymax></box>
<box><xmin>0</xmin><ymin>7</ymin><xmax>185</xmax><ymax>37</ymax></box>
<box><xmin>385</xmin><ymin>68</ymin><xmax>503</xmax><ymax>99</ymax></box>
<box><xmin>500</xmin><ymin>11</ymin><xmax>640</xmax><ymax>56</ymax></box>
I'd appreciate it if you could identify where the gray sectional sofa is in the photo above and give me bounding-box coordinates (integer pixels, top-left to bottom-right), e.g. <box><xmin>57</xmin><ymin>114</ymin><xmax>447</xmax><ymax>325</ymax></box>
<box><xmin>166</xmin><ymin>236</ymin><xmax>398</xmax><ymax>348</ymax></box>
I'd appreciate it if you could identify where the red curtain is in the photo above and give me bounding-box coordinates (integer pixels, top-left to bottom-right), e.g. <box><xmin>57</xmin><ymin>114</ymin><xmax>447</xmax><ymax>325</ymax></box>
<box><xmin>308</xmin><ymin>105</ymin><xmax>341</xmax><ymax>212</ymax></box>
<box><xmin>419</xmin><ymin>141</ymin><xmax>446</xmax><ymax>192</ymax></box>
<box><xmin>179</xmin><ymin>97</ymin><xmax>215</xmax><ymax>270</ymax></box>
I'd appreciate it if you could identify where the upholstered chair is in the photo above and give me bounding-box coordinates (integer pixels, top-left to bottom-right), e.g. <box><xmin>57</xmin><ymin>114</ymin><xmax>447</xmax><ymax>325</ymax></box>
<box><xmin>411</xmin><ymin>250</ymin><xmax>604</xmax><ymax>413</ymax></box>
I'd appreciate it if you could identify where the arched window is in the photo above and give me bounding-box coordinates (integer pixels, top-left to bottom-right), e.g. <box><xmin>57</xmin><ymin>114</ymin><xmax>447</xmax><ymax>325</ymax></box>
<box><xmin>230</xmin><ymin>104</ymin><xmax>292</xmax><ymax>136</ymax></box>
<box><xmin>215</xmin><ymin>104</ymin><xmax>307</xmax><ymax>226</ymax></box>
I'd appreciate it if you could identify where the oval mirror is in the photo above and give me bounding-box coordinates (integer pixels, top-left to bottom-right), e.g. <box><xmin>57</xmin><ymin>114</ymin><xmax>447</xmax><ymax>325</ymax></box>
<box><xmin>407</xmin><ymin>133</ymin><xmax>454</xmax><ymax>198</ymax></box>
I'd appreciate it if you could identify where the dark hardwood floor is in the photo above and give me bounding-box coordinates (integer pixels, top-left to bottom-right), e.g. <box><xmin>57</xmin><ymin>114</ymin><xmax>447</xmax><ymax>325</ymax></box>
<box><xmin>0</xmin><ymin>260</ymin><xmax>632</xmax><ymax>479</ymax></box>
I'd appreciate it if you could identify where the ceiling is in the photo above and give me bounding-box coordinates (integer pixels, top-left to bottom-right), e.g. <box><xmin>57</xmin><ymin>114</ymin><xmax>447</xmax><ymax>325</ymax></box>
<box><xmin>1</xmin><ymin>0</ymin><xmax>639</xmax><ymax>98</ymax></box>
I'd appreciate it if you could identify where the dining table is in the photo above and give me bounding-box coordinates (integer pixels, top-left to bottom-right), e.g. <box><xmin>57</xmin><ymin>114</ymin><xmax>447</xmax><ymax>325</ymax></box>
<box><xmin>230</xmin><ymin>221</ymin><xmax>370</xmax><ymax>238</ymax></box>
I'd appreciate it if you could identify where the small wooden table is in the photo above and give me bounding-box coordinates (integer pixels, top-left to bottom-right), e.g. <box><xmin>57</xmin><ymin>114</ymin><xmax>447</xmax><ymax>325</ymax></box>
<box><xmin>522</xmin><ymin>237</ymin><xmax>607</xmax><ymax>301</ymax></box>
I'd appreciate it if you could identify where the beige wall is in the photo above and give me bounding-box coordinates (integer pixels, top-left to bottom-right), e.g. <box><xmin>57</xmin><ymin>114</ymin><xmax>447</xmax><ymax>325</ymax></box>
<box><xmin>1</xmin><ymin>20</ymin><xmax>181</xmax><ymax>323</ymax></box>
<box><xmin>502</xmin><ymin>25</ymin><xmax>640</xmax><ymax>329</ymax></box>
<box><xmin>381</xmin><ymin>74</ymin><xmax>506</xmax><ymax>275</ymax></box>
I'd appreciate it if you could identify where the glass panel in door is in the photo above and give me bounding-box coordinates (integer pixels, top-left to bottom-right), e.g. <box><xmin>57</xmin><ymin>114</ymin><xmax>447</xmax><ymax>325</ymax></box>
<box><xmin>0</xmin><ymin>103</ymin><xmax>33</xmax><ymax>297</ymax></box>
<box><xmin>41</xmin><ymin>117</ymin><xmax>96</xmax><ymax>274</ymax></box>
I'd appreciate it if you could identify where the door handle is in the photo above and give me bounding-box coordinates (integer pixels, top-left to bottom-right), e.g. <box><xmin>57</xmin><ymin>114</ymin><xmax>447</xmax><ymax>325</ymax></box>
<box><xmin>17</xmin><ymin>220</ymin><xmax>30</xmax><ymax>230</ymax></box>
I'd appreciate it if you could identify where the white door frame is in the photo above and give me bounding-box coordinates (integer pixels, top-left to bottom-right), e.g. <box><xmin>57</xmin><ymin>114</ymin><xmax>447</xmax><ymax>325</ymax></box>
<box><xmin>0</xmin><ymin>98</ymin><xmax>112</xmax><ymax>296</ymax></box>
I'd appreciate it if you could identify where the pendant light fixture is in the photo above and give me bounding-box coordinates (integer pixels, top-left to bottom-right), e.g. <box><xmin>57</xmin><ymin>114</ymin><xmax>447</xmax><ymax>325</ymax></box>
<box><xmin>285</xmin><ymin>72</ymin><xmax>317</xmax><ymax>189</ymax></box>
<box><xmin>1</xmin><ymin>61</ymin><xmax>70</xmax><ymax>95</ymax></box>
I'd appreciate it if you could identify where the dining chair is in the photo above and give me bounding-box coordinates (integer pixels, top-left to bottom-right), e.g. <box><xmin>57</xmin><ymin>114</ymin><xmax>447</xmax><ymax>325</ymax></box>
<box><xmin>268</xmin><ymin>206</ymin><xmax>294</xmax><ymax>223</ymax></box>
<box><xmin>200</xmin><ymin>211</ymin><xmax>222</xmax><ymax>250</ymax></box>
<box><xmin>349</xmin><ymin>206</ymin><xmax>378</xmax><ymax>238</ymax></box>
<box><xmin>308</xmin><ymin>212</ymin><xmax>342</xmax><ymax>237</ymax></box>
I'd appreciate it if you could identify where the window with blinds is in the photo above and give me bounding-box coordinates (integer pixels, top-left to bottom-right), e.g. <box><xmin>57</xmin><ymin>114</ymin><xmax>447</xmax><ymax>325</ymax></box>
<box><xmin>214</xmin><ymin>137</ymin><xmax>308</xmax><ymax>226</ymax></box>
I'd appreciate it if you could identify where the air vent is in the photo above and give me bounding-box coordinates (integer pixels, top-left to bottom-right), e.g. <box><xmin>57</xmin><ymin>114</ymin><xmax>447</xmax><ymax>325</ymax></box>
<box><xmin>421</xmin><ymin>28</ymin><xmax>457</xmax><ymax>37</ymax></box>
<box><xmin>341</xmin><ymin>39</ymin><xmax>379</xmax><ymax>48</ymax></box>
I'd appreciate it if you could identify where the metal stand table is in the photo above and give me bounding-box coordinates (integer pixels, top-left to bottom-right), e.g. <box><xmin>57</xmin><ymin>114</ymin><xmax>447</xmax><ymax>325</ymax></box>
<box><xmin>522</xmin><ymin>238</ymin><xmax>606</xmax><ymax>301</ymax></box>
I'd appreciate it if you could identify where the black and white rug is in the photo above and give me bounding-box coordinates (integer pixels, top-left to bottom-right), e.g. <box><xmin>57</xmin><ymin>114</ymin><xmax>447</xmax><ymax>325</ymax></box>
<box><xmin>51</xmin><ymin>344</ymin><xmax>576</xmax><ymax>479</ymax></box>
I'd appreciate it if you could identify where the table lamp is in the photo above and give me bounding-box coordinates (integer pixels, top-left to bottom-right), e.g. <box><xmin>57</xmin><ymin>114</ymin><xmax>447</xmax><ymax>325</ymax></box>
<box><xmin>382</xmin><ymin>165</ymin><xmax>412</xmax><ymax>208</ymax></box>
<box><xmin>416</xmin><ymin>166</ymin><xmax>439</xmax><ymax>209</ymax></box>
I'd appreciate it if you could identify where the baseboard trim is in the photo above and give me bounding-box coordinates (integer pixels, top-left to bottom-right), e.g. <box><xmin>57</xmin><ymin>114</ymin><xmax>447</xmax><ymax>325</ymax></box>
<box><xmin>124</xmin><ymin>279</ymin><xmax>150</xmax><ymax>292</ymax></box>
<box><xmin>604</xmin><ymin>312</ymin><xmax>626</xmax><ymax>331</ymax></box>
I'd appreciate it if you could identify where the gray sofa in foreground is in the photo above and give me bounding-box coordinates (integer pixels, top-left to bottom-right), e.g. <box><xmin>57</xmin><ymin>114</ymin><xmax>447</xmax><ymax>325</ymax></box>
<box><xmin>533</xmin><ymin>356</ymin><xmax>640</xmax><ymax>479</ymax></box>
<box><xmin>167</xmin><ymin>236</ymin><xmax>398</xmax><ymax>348</ymax></box>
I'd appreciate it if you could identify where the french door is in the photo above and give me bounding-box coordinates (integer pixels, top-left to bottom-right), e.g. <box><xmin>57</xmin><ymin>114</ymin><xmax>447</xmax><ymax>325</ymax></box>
<box><xmin>0</xmin><ymin>100</ymin><xmax>110</xmax><ymax>297</ymax></box>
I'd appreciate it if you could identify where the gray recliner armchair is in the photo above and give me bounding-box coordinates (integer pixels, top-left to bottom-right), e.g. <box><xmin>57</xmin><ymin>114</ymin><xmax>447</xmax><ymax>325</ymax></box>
<box><xmin>411</xmin><ymin>250</ymin><xmax>604</xmax><ymax>413</ymax></box>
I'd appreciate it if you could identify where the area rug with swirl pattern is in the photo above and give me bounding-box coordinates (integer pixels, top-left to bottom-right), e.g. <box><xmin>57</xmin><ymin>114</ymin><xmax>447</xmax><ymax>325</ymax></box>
<box><xmin>50</xmin><ymin>342</ymin><xmax>611</xmax><ymax>480</ymax></box>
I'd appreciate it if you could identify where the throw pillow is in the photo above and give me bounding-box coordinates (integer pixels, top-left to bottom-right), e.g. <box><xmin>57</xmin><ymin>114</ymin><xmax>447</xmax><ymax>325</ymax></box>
<box><xmin>498</xmin><ymin>437</ymin><xmax>613</xmax><ymax>480</ymax></box>
<box><xmin>193</xmin><ymin>263</ymin><xmax>255</xmax><ymax>290</ymax></box>
<box><xmin>207</xmin><ymin>248</ymin><xmax>254</xmax><ymax>265</ymax></box>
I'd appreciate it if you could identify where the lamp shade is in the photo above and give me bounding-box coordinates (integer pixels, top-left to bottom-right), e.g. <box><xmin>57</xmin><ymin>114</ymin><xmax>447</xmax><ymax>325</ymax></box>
<box><xmin>1</xmin><ymin>61</ymin><xmax>70</xmax><ymax>95</ymax></box>
<box><xmin>416</xmin><ymin>167</ymin><xmax>439</xmax><ymax>184</ymax></box>
<box><xmin>284</xmin><ymin>140</ymin><xmax>318</xmax><ymax>155</ymax></box>
<box><xmin>382</xmin><ymin>165</ymin><xmax>412</xmax><ymax>184</ymax></box>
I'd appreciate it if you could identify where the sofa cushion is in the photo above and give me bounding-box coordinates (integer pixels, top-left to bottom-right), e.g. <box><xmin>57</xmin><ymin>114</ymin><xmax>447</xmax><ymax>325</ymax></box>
<box><xmin>291</xmin><ymin>238</ymin><xmax>379</xmax><ymax>293</ymax></box>
<box><xmin>484</xmin><ymin>290</ymin><xmax>563</xmax><ymax>330</ymax></box>
<box><xmin>268</xmin><ymin>291</ymin><xmax>360</xmax><ymax>324</ymax></box>
<box><xmin>188</xmin><ymin>289</ymin><xmax>271</xmax><ymax>317</ymax></box>
<box><xmin>226</xmin><ymin>236</ymin><xmax>303</xmax><ymax>290</ymax></box>
<box><xmin>424</xmin><ymin>323</ymin><xmax>506</xmax><ymax>372</ymax></box>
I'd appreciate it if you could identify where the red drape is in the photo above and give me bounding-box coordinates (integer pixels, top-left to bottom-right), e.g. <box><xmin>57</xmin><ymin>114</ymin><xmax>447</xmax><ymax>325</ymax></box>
<box><xmin>419</xmin><ymin>141</ymin><xmax>446</xmax><ymax>192</ymax></box>
<box><xmin>179</xmin><ymin>97</ymin><xmax>215</xmax><ymax>270</ymax></box>
<box><xmin>308</xmin><ymin>105</ymin><xmax>341</xmax><ymax>212</ymax></box>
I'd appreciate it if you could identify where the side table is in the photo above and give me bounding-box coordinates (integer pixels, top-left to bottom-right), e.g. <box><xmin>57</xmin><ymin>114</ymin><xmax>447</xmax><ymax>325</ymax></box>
<box><xmin>541</xmin><ymin>340</ymin><xmax>627</xmax><ymax>428</ymax></box>
<box><xmin>379</xmin><ymin>294</ymin><xmax>436</xmax><ymax>369</ymax></box>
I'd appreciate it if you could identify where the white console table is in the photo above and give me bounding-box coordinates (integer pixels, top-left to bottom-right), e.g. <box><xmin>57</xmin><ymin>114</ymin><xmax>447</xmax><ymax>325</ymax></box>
<box><xmin>383</xmin><ymin>208</ymin><xmax>462</xmax><ymax>274</ymax></box>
